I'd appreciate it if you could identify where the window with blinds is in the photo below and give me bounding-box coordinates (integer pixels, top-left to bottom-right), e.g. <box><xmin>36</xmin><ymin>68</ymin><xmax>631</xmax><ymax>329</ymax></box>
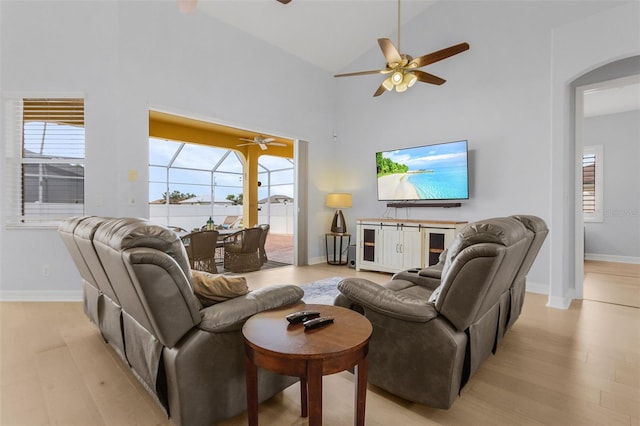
<box><xmin>582</xmin><ymin>153</ymin><xmax>596</xmax><ymax>213</ymax></box>
<box><xmin>583</xmin><ymin>145</ymin><xmax>603</xmax><ymax>222</ymax></box>
<box><xmin>4</xmin><ymin>98</ymin><xmax>85</xmax><ymax>225</ymax></box>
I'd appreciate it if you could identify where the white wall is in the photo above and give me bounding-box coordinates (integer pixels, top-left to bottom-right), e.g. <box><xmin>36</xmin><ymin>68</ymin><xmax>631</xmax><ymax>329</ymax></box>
<box><xmin>550</xmin><ymin>1</ymin><xmax>640</xmax><ymax>307</ymax></box>
<box><xmin>1</xmin><ymin>1</ymin><xmax>638</xmax><ymax>302</ymax></box>
<box><xmin>149</xmin><ymin>203</ymin><xmax>295</xmax><ymax>235</ymax></box>
<box><xmin>0</xmin><ymin>1</ymin><xmax>335</xmax><ymax>300</ymax></box>
<box><xmin>583</xmin><ymin>110</ymin><xmax>640</xmax><ymax>262</ymax></box>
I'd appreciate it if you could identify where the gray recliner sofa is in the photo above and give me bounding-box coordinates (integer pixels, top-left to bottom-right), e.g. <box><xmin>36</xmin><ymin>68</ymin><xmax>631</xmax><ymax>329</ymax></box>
<box><xmin>334</xmin><ymin>216</ymin><xmax>547</xmax><ymax>409</ymax></box>
<box><xmin>59</xmin><ymin>216</ymin><xmax>303</xmax><ymax>426</ymax></box>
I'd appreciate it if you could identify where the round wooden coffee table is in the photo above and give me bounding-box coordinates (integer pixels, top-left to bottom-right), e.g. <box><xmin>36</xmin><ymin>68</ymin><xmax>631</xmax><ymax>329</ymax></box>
<box><xmin>242</xmin><ymin>303</ymin><xmax>372</xmax><ymax>426</ymax></box>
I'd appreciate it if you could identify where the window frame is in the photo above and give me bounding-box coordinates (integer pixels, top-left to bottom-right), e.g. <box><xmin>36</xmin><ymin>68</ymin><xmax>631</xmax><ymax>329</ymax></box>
<box><xmin>3</xmin><ymin>95</ymin><xmax>86</xmax><ymax>228</ymax></box>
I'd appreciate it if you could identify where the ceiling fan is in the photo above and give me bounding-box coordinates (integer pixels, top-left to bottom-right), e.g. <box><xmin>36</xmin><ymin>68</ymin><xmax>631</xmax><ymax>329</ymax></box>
<box><xmin>334</xmin><ymin>0</ymin><xmax>469</xmax><ymax>97</ymax></box>
<box><xmin>237</xmin><ymin>136</ymin><xmax>287</xmax><ymax>151</ymax></box>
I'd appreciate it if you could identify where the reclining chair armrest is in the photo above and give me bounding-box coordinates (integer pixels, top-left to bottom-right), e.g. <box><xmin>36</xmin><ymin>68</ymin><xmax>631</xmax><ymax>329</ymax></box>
<box><xmin>390</xmin><ymin>269</ymin><xmax>441</xmax><ymax>290</ymax></box>
<box><xmin>418</xmin><ymin>264</ymin><xmax>443</xmax><ymax>279</ymax></box>
<box><xmin>337</xmin><ymin>278</ymin><xmax>438</xmax><ymax>323</ymax></box>
<box><xmin>391</xmin><ymin>250</ymin><xmax>446</xmax><ymax>290</ymax></box>
<box><xmin>198</xmin><ymin>285</ymin><xmax>304</xmax><ymax>332</ymax></box>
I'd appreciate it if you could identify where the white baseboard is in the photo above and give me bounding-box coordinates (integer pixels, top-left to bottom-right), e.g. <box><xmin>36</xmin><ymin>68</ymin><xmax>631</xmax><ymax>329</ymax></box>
<box><xmin>584</xmin><ymin>253</ymin><xmax>640</xmax><ymax>264</ymax></box>
<box><xmin>525</xmin><ymin>280</ymin><xmax>548</xmax><ymax>295</ymax></box>
<box><xmin>308</xmin><ymin>256</ymin><xmax>328</xmax><ymax>265</ymax></box>
<box><xmin>527</xmin><ymin>281</ymin><xmax>573</xmax><ymax>309</ymax></box>
<box><xmin>546</xmin><ymin>294</ymin><xmax>573</xmax><ymax>310</ymax></box>
<box><xmin>0</xmin><ymin>290</ymin><xmax>82</xmax><ymax>302</ymax></box>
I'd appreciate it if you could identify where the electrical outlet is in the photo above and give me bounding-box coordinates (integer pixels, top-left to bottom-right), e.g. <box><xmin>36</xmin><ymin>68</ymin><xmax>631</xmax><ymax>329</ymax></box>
<box><xmin>42</xmin><ymin>265</ymin><xmax>50</xmax><ymax>277</ymax></box>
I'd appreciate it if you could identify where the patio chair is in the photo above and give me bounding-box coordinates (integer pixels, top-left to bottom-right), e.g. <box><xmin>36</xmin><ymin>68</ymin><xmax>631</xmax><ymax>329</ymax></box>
<box><xmin>182</xmin><ymin>230</ymin><xmax>219</xmax><ymax>273</ymax></box>
<box><xmin>218</xmin><ymin>215</ymin><xmax>241</xmax><ymax>229</ymax></box>
<box><xmin>257</xmin><ymin>224</ymin><xmax>270</xmax><ymax>265</ymax></box>
<box><xmin>223</xmin><ymin>227</ymin><xmax>263</xmax><ymax>272</ymax></box>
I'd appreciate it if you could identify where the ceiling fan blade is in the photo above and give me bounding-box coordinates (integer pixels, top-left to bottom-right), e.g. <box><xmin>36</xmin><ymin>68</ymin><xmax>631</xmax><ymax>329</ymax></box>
<box><xmin>414</xmin><ymin>70</ymin><xmax>446</xmax><ymax>85</ymax></box>
<box><xmin>262</xmin><ymin>137</ymin><xmax>275</xmax><ymax>143</ymax></box>
<box><xmin>373</xmin><ymin>84</ymin><xmax>388</xmax><ymax>97</ymax></box>
<box><xmin>408</xmin><ymin>42</ymin><xmax>470</xmax><ymax>69</ymax></box>
<box><xmin>378</xmin><ymin>38</ymin><xmax>402</xmax><ymax>66</ymax></box>
<box><xmin>237</xmin><ymin>143</ymin><xmax>253</xmax><ymax>147</ymax></box>
<box><xmin>238</xmin><ymin>137</ymin><xmax>254</xmax><ymax>143</ymax></box>
<box><xmin>267</xmin><ymin>142</ymin><xmax>287</xmax><ymax>147</ymax></box>
<box><xmin>335</xmin><ymin>69</ymin><xmax>388</xmax><ymax>78</ymax></box>
<box><xmin>259</xmin><ymin>143</ymin><xmax>268</xmax><ymax>150</ymax></box>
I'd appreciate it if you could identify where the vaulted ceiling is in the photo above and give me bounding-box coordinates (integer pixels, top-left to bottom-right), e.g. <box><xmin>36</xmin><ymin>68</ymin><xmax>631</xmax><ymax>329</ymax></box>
<box><xmin>194</xmin><ymin>0</ymin><xmax>437</xmax><ymax>73</ymax></box>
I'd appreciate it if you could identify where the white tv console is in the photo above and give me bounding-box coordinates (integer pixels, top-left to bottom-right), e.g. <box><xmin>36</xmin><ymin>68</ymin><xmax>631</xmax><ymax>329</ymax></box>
<box><xmin>355</xmin><ymin>218</ymin><xmax>467</xmax><ymax>274</ymax></box>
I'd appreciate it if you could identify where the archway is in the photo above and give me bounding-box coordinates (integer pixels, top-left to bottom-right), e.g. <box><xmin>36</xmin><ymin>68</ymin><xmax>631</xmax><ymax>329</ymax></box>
<box><xmin>571</xmin><ymin>55</ymin><xmax>640</xmax><ymax>299</ymax></box>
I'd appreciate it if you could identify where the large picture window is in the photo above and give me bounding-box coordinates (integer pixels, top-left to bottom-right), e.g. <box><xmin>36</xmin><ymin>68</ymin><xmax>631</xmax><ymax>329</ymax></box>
<box><xmin>4</xmin><ymin>98</ymin><xmax>85</xmax><ymax>225</ymax></box>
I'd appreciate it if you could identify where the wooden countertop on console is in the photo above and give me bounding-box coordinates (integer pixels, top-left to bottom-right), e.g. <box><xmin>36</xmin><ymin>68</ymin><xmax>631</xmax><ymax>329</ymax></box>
<box><xmin>357</xmin><ymin>218</ymin><xmax>467</xmax><ymax>225</ymax></box>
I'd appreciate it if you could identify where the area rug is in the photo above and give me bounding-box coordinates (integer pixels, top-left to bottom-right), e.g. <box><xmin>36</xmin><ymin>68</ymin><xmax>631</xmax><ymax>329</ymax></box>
<box><xmin>300</xmin><ymin>277</ymin><xmax>343</xmax><ymax>305</ymax></box>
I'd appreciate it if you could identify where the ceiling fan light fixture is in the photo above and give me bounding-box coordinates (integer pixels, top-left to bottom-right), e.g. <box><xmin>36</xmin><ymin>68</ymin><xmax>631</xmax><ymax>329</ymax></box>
<box><xmin>391</xmin><ymin>71</ymin><xmax>404</xmax><ymax>85</ymax></box>
<box><xmin>382</xmin><ymin>76</ymin><xmax>395</xmax><ymax>91</ymax></box>
<box><xmin>404</xmin><ymin>72</ymin><xmax>418</xmax><ymax>88</ymax></box>
<box><xmin>395</xmin><ymin>82</ymin><xmax>409</xmax><ymax>93</ymax></box>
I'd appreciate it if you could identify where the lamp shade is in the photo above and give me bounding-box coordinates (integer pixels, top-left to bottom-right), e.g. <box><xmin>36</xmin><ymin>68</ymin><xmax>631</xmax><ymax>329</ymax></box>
<box><xmin>326</xmin><ymin>193</ymin><xmax>352</xmax><ymax>209</ymax></box>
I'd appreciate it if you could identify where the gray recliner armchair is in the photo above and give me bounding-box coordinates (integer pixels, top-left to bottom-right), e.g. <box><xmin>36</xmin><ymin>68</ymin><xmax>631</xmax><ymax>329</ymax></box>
<box><xmin>335</xmin><ymin>216</ymin><xmax>546</xmax><ymax>409</ymax></box>
<box><xmin>390</xmin><ymin>215</ymin><xmax>549</xmax><ymax>341</ymax></box>
<box><xmin>59</xmin><ymin>216</ymin><xmax>303</xmax><ymax>426</ymax></box>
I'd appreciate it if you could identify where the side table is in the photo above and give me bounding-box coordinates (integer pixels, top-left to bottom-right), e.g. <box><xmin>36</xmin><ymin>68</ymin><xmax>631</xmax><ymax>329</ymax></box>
<box><xmin>243</xmin><ymin>303</ymin><xmax>372</xmax><ymax>426</ymax></box>
<box><xmin>325</xmin><ymin>233</ymin><xmax>351</xmax><ymax>265</ymax></box>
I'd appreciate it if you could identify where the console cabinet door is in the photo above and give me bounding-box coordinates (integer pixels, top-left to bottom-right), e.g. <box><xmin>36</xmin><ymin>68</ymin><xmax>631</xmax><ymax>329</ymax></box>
<box><xmin>356</xmin><ymin>224</ymin><xmax>380</xmax><ymax>271</ymax></box>
<box><xmin>401</xmin><ymin>227</ymin><xmax>424</xmax><ymax>269</ymax></box>
<box><xmin>381</xmin><ymin>226</ymin><xmax>402</xmax><ymax>269</ymax></box>
<box><xmin>424</xmin><ymin>229</ymin><xmax>457</xmax><ymax>266</ymax></box>
<box><xmin>381</xmin><ymin>225</ymin><xmax>423</xmax><ymax>270</ymax></box>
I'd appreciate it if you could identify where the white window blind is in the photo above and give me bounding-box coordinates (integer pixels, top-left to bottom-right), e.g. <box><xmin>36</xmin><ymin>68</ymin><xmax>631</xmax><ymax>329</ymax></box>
<box><xmin>583</xmin><ymin>145</ymin><xmax>603</xmax><ymax>222</ymax></box>
<box><xmin>4</xmin><ymin>98</ymin><xmax>85</xmax><ymax>225</ymax></box>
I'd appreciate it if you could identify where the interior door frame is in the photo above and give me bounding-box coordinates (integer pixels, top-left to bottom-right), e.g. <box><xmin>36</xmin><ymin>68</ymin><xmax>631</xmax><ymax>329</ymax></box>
<box><xmin>294</xmin><ymin>139</ymin><xmax>309</xmax><ymax>266</ymax></box>
<box><xmin>573</xmin><ymin>73</ymin><xmax>640</xmax><ymax>298</ymax></box>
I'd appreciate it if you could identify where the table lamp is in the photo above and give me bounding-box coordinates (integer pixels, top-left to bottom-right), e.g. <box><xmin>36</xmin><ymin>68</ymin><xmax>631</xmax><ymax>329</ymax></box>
<box><xmin>326</xmin><ymin>193</ymin><xmax>352</xmax><ymax>234</ymax></box>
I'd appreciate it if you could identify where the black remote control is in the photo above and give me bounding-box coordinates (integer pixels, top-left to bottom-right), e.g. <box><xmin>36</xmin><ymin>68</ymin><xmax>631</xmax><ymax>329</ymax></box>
<box><xmin>303</xmin><ymin>317</ymin><xmax>334</xmax><ymax>330</ymax></box>
<box><xmin>286</xmin><ymin>311</ymin><xmax>321</xmax><ymax>324</ymax></box>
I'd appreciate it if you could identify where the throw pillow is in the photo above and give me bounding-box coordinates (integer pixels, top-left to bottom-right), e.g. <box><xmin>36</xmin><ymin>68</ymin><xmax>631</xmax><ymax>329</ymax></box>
<box><xmin>191</xmin><ymin>270</ymin><xmax>249</xmax><ymax>307</ymax></box>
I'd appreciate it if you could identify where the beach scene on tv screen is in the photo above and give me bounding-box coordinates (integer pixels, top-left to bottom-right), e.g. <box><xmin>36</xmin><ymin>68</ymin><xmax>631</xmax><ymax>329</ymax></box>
<box><xmin>377</xmin><ymin>141</ymin><xmax>468</xmax><ymax>200</ymax></box>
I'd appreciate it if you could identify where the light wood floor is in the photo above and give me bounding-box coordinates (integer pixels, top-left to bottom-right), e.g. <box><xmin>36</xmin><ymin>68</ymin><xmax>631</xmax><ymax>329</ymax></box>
<box><xmin>1</xmin><ymin>263</ymin><xmax>639</xmax><ymax>426</ymax></box>
<box><xmin>584</xmin><ymin>260</ymin><xmax>640</xmax><ymax>308</ymax></box>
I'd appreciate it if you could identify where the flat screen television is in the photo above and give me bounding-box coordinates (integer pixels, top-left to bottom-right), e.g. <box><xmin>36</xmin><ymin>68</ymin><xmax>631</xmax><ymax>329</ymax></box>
<box><xmin>376</xmin><ymin>140</ymin><xmax>469</xmax><ymax>201</ymax></box>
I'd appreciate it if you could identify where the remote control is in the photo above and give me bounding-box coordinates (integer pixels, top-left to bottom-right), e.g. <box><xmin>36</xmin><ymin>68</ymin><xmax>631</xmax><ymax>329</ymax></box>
<box><xmin>286</xmin><ymin>311</ymin><xmax>321</xmax><ymax>324</ymax></box>
<box><xmin>303</xmin><ymin>316</ymin><xmax>334</xmax><ymax>330</ymax></box>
